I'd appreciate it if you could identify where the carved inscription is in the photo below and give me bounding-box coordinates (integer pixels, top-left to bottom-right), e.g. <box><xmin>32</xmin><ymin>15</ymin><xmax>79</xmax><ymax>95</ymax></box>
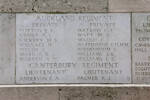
<box><xmin>132</xmin><ymin>13</ymin><xmax>150</xmax><ymax>83</ymax></box>
<box><xmin>16</xmin><ymin>14</ymin><xmax>131</xmax><ymax>83</ymax></box>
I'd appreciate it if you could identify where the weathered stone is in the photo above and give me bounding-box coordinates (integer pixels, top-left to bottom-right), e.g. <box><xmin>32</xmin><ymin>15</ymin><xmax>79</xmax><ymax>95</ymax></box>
<box><xmin>132</xmin><ymin>13</ymin><xmax>150</xmax><ymax>83</ymax></box>
<box><xmin>16</xmin><ymin>13</ymin><xmax>131</xmax><ymax>84</ymax></box>
<box><xmin>0</xmin><ymin>0</ymin><xmax>108</xmax><ymax>12</ymax></box>
<box><xmin>0</xmin><ymin>0</ymin><xmax>34</xmax><ymax>12</ymax></box>
<box><xmin>0</xmin><ymin>14</ymin><xmax>15</xmax><ymax>84</ymax></box>
<box><xmin>0</xmin><ymin>87</ymin><xmax>149</xmax><ymax>100</ymax></box>
<box><xmin>0</xmin><ymin>87</ymin><xmax>58</xmax><ymax>100</ymax></box>
<box><xmin>59</xmin><ymin>87</ymin><xmax>150</xmax><ymax>100</ymax></box>
<box><xmin>109</xmin><ymin>0</ymin><xmax>150</xmax><ymax>12</ymax></box>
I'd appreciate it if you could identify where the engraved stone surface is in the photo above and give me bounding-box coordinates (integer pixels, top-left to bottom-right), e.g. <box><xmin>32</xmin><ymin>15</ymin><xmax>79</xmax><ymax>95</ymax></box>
<box><xmin>16</xmin><ymin>13</ymin><xmax>131</xmax><ymax>84</ymax></box>
<box><xmin>132</xmin><ymin>13</ymin><xmax>150</xmax><ymax>83</ymax></box>
<box><xmin>0</xmin><ymin>0</ymin><xmax>107</xmax><ymax>12</ymax></box>
<box><xmin>109</xmin><ymin>0</ymin><xmax>150</xmax><ymax>12</ymax></box>
<box><xmin>0</xmin><ymin>14</ymin><xmax>15</xmax><ymax>84</ymax></box>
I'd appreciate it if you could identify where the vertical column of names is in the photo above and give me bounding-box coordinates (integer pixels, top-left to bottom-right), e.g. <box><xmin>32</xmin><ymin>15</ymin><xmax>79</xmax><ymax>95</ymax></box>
<box><xmin>16</xmin><ymin>14</ymin><xmax>77</xmax><ymax>83</ymax></box>
<box><xmin>132</xmin><ymin>13</ymin><xmax>150</xmax><ymax>83</ymax></box>
<box><xmin>75</xmin><ymin>14</ymin><xmax>131</xmax><ymax>83</ymax></box>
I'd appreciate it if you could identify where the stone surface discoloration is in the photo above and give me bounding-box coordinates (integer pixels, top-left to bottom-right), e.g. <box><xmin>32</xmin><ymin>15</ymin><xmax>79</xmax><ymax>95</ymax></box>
<box><xmin>0</xmin><ymin>87</ymin><xmax>149</xmax><ymax>100</ymax></box>
<box><xmin>109</xmin><ymin>0</ymin><xmax>150</xmax><ymax>12</ymax></box>
<box><xmin>0</xmin><ymin>14</ymin><xmax>15</xmax><ymax>84</ymax></box>
<box><xmin>0</xmin><ymin>0</ymin><xmax>34</xmax><ymax>12</ymax></box>
<box><xmin>59</xmin><ymin>87</ymin><xmax>150</xmax><ymax>100</ymax></box>
<box><xmin>0</xmin><ymin>0</ymin><xmax>108</xmax><ymax>12</ymax></box>
<box><xmin>0</xmin><ymin>87</ymin><xmax>58</xmax><ymax>100</ymax></box>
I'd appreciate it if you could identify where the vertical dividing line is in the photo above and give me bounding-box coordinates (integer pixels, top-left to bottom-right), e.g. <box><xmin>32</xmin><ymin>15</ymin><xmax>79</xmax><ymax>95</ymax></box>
<box><xmin>107</xmin><ymin>0</ymin><xmax>109</xmax><ymax>12</ymax></box>
<box><xmin>130</xmin><ymin>13</ymin><xmax>133</xmax><ymax>83</ymax></box>
<box><xmin>58</xmin><ymin>89</ymin><xmax>61</xmax><ymax>100</ymax></box>
<box><xmin>15</xmin><ymin>13</ymin><xmax>17</xmax><ymax>84</ymax></box>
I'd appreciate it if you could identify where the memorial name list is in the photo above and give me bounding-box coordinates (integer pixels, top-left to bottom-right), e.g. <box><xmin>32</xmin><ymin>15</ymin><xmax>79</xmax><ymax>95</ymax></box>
<box><xmin>16</xmin><ymin>14</ymin><xmax>131</xmax><ymax>84</ymax></box>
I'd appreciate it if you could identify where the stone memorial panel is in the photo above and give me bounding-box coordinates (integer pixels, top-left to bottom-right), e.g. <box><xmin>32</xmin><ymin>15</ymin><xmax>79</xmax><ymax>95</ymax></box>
<box><xmin>132</xmin><ymin>13</ymin><xmax>150</xmax><ymax>83</ymax></box>
<box><xmin>16</xmin><ymin>13</ymin><xmax>131</xmax><ymax>84</ymax></box>
<box><xmin>0</xmin><ymin>14</ymin><xmax>15</xmax><ymax>84</ymax></box>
